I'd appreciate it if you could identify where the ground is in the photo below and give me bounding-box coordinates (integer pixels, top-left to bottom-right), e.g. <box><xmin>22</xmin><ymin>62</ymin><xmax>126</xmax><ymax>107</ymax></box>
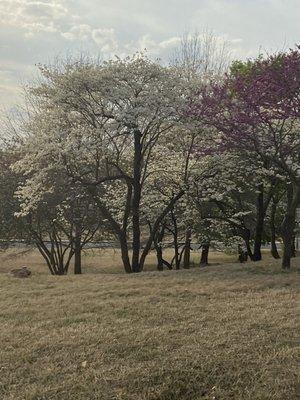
<box><xmin>0</xmin><ymin>249</ymin><xmax>299</xmax><ymax>400</ymax></box>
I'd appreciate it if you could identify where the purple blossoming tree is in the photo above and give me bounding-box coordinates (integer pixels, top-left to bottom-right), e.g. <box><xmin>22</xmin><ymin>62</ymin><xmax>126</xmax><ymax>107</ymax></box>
<box><xmin>190</xmin><ymin>46</ymin><xmax>300</xmax><ymax>269</ymax></box>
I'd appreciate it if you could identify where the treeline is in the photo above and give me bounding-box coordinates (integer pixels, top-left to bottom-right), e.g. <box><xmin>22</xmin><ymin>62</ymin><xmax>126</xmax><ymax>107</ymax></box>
<box><xmin>0</xmin><ymin>39</ymin><xmax>299</xmax><ymax>274</ymax></box>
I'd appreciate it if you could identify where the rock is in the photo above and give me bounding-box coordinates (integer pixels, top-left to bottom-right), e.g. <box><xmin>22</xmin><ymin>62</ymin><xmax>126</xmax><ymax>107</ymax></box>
<box><xmin>10</xmin><ymin>266</ymin><xmax>31</xmax><ymax>278</ymax></box>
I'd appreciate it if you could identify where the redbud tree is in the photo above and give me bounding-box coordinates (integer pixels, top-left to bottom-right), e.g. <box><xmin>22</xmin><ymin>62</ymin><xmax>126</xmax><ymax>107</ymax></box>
<box><xmin>190</xmin><ymin>46</ymin><xmax>300</xmax><ymax>269</ymax></box>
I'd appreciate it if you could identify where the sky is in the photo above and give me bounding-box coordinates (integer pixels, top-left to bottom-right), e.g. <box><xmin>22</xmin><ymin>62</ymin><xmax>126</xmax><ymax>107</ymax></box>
<box><xmin>0</xmin><ymin>0</ymin><xmax>299</xmax><ymax>110</ymax></box>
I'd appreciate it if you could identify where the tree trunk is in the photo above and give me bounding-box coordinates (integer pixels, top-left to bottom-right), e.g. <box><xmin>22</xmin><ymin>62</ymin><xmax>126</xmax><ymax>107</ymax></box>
<box><xmin>119</xmin><ymin>231</ymin><xmax>132</xmax><ymax>273</ymax></box>
<box><xmin>183</xmin><ymin>227</ymin><xmax>191</xmax><ymax>269</ymax></box>
<box><xmin>154</xmin><ymin>224</ymin><xmax>165</xmax><ymax>271</ymax></box>
<box><xmin>131</xmin><ymin>129</ymin><xmax>142</xmax><ymax>273</ymax></box>
<box><xmin>253</xmin><ymin>186</ymin><xmax>264</xmax><ymax>261</ymax></box>
<box><xmin>200</xmin><ymin>242</ymin><xmax>210</xmax><ymax>266</ymax></box>
<box><xmin>89</xmin><ymin>186</ymin><xmax>132</xmax><ymax>273</ymax></box>
<box><xmin>242</xmin><ymin>228</ymin><xmax>254</xmax><ymax>261</ymax></box>
<box><xmin>291</xmin><ymin>235</ymin><xmax>296</xmax><ymax>257</ymax></box>
<box><xmin>74</xmin><ymin>222</ymin><xmax>82</xmax><ymax>274</ymax></box>
<box><xmin>270</xmin><ymin>200</ymin><xmax>280</xmax><ymax>259</ymax></box>
<box><xmin>282</xmin><ymin>220</ymin><xmax>294</xmax><ymax>270</ymax></box>
<box><xmin>156</xmin><ymin>246</ymin><xmax>163</xmax><ymax>270</ymax></box>
<box><xmin>138</xmin><ymin>191</ymin><xmax>185</xmax><ymax>271</ymax></box>
<box><xmin>170</xmin><ymin>210</ymin><xmax>180</xmax><ymax>269</ymax></box>
<box><xmin>174</xmin><ymin>241</ymin><xmax>180</xmax><ymax>269</ymax></box>
<box><xmin>271</xmin><ymin>238</ymin><xmax>280</xmax><ymax>260</ymax></box>
<box><xmin>281</xmin><ymin>184</ymin><xmax>300</xmax><ymax>269</ymax></box>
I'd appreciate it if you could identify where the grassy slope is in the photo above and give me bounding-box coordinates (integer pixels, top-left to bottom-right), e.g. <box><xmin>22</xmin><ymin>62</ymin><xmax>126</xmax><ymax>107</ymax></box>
<box><xmin>0</xmin><ymin>250</ymin><xmax>299</xmax><ymax>400</ymax></box>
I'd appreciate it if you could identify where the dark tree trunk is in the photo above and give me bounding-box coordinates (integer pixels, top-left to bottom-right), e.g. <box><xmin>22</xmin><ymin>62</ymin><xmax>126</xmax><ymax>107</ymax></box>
<box><xmin>282</xmin><ymin>219</ymin><xmax>294</xmax><ymax>270</ymax></box>
<box><xmin>154</xmin><ymin>224</ymin><xmax>165</xmax><ymax>271</ymax></box>
<box><xmin>89</xmin><ymin>186</ymin><xmax>132</xmax><ymax>273</ymax></box>
<box><xmin>74</xmin><ymin>222</ymin><xmax>82</xmax><ymax>274</ymax></box>
<box><xmin>291</xmin><ymin>236</ymin><xmax>296</xmax><ymax>257</ymax></box>
<box><xmin>242</xmin><ymin>229</ymin><xmax>254</xmax><ymax>261</ymax></box>
<box><xmin>245</xmin><ymin>240</ymin><xmax>254</xmax><ymax>261</ymax></box>
<box><xmin>253</xmin><ymin>186</ymin><xmax>264</xmax><ymax>261</ymax></box>
<box><xmin>131</xmin><ymin>129</ymin><xmax>142</xmax><ymax>273</ymax></box>
<box><xmin>156</xmin><ymin>246</ymin><xmax>163</xmax><ymax>270</ymax></box>
<box><xmin>35</xmin><ymin>240</ymin><xmax>56</xmax><ymax>275</ymax></box>
<box><xmin>271</xmin><ymin>239</ymin><xmax>280</xmax><ymax>260</ymax></box>
<box><xmin>270</xmin><ymin>200</ymin><xmax>280</xmax><ymax>259</ymax></box>
<box><xmin>183</xmin><ymin>227</ymin><xmax>191</xmax><ymax>269</ymax></box>
<box><xmin>170</xmin><ymin>209</ymin><xmax>180</xmax><ymax>269</ymax></box>
<box><xmin>200</xmin><ymin>242</ymin><xmax>210</xmax><ymax>266</ymax></box>
<box><xmin>119</xmin><ymin>231</ymin><xmax>132</xmax><ymax>273</ymax></box>
<box><xmin>281</xmin><ymin>184</ymin><xmax>300</xmax><ymax>269</ymax></box>
<box><xmin>138</xmin><ymin>191</ymin><xmax>184</xmax><ymax>271</ymax></box>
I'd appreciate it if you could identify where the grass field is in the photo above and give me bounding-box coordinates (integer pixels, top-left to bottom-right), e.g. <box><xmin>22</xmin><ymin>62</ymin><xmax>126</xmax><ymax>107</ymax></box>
<box><xmin>0</xmin><ymin>249</ymin><xmax>299</xmax><ymax>399</ymax></box>
<box><xmin>0</xmin><ymin>247</ymin><xmax>238</xmax><ymax>275</ymax></box>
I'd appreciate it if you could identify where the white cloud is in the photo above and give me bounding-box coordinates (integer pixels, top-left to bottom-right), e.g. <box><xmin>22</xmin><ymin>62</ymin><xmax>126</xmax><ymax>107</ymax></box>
<box><xmin>61</xmin><ymin>24</ymin><xmax>92</xmax><ymax>41</ymax></box>
<box><xmin>91</xmin><ymin>28</ymin><xmax>118</xmax><ymax>52</ymax></box>
<box><xmin>0</xmin><ymin>0</ymin><xmax>72</xmax><ymax>34</ymax></box>
<box><xmin>61</xmin><ymin>25</ymin><xmax>119</xmax><ymax>53</ymax></box>
<box><xmin>0</xmin><ymin>0</ymin><xmax>299</xmax><ymax>109</ymax></box>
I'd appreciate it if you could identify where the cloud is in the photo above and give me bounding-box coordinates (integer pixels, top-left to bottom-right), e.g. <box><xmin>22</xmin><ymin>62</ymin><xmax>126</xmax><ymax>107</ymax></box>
<box><xmin>0</xmin><ymin>0</ymin><xmax>72</xmax><ymax>34</ymax></box>
<box><xmin>23</xmin><ymin>1</ymin><xmax>68</xmax><ymax>19</ymax></box>
<box><xmin>61</xmin><ymin>24</ymin><xmax>92</xmax><ymax>41</ymax></box>
<box><xmin>92</xmin><ymin>28</ymin><xmax>118</xmax><ymax>53</ymax></box>
<box><xmin>61</xmin><ymin>25</ymin><xmax>119</xmax><ymax>53</ymax></box>
<box><xmin>191</xmin><ymin>0</ymin><xmax>300</xmax><ymax>57</ymax></box>
<box><xmin>0</xmin><ymin>0</ymin><xmax>299</xmax><ymax>110</ymax></box>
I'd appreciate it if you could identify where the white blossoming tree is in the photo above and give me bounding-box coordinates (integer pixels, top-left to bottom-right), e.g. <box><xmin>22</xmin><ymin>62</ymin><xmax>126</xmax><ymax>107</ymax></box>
<box><xmin>16</xmin><ymin>54</ymin><xmax>203</xmax><ymax>273</ymax></box>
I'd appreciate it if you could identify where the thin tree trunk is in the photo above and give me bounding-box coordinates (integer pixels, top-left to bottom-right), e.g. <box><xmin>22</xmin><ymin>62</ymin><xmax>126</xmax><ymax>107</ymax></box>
<box><xmin>170</xmin><ymin>209</ymin><xmax>180</xmax><ymax>269</ymax></box>
<box><xmin>281</xmin><ymin>184</ymin><xmax>300</xmax><ymax>269</ymax></box>
<box><xmin>291</xmin><ymin>235</ymin><xmax>296</xmax><ymax>257</ymax></box>
<box><xmin>35</xmin><ymin>240</ymin><xmax>55</xmax><ymax>275</ymax></box>
<box><xmin>242</xmin><ymin>229</ymin><xmax>254</xmax><ymax>261</ymax></box>
<box><xmin>90</xmin><ymin>188</ymin><xmax>132</xmax><ymax>273</ymax></box>
<box><xmin>139</xmin><ymin>191</ymin><xmax>185</xmax><ymax>271</ymax></box>
<box><xmin>153</xmin><ymin>224</ymin><xmax>165</xmax><ymax>271</ymax></box>
<box><xmin>183</xmin><ymin>227</ymin><xmax>191</xmax><ymax>269</ymax></box>
<box><xmin>270</xmin><ymin>200</ymin><xmax>280</xmax><ymax>259</ymax></box>
<box><xmin>119</xmin><ymin>231</ymin><xmax>132</xmax><ymax>273</ymax></box>
<box><xmin>245</xmin><ymin>239</ymin><xmax>254</xmax><ymax>261</ymax></box>
<box><xmin>131</xmin><ymin>129</ymin><xmax>142</xmax><ymax>272</ymax></box>
<box><xmin>74</xmin><ymin>222</ymin><xmax>82</xmax><ymax>274</ymax></box>
<box><xmin>156</xmin><ymin>246</ymin><xmax>163</xmax><ymax>270</ymax></box>
<box><xmin>200</xmin><ymin>242</ymin><xmax>210</xmax><ymax>266</ymax></box>
<box><xmin>282</xmin><ymin>220</ymin><xmax>294</xmax><ymax>270</ymax></box>
<box><xmin>253</xmin><ymin>186</ymin><xmax>264</xmax><ymax>261</ymax></box>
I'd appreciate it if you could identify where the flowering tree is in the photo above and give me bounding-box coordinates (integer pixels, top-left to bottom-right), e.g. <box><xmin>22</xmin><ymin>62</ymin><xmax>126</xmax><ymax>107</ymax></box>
<box><xmin>17</xmin><ymin>54</ymin><xmax>202</xmax><ymax>273</ymax></box>
<box><xmin>187</xmin><ymin>153</ymin><xmax>253</xmax><ymax>261</ymax></box>
<box><xmin>190</xmin><ymin>46</ymin><xmax>300</xmax><ymax>268</ymax></box>
<box><xmin>13</xmin><ymin>162</ymin><xmax>103</xmax><ymax>275</ymax></box>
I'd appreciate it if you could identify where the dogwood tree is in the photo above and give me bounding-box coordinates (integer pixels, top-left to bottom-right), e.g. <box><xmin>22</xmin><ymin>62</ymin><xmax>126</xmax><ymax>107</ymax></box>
<box><xmin>17</xmin><ymin>54</ymin><xmax>203</xmax><ymax>273</ymax></box>
<box><xmin>13</xmin><ymin>160</ymin><xmax>103</xmax><ymax>275</ymax></box>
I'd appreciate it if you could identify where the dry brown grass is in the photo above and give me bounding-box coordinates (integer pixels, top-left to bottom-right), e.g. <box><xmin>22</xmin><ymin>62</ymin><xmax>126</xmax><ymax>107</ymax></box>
<box><xmin>0</xmin><ymin>247</ymin><xmax>237</xmax><ymax>275</ymax></box>
<box><xmin>0</xmin><ymin>249</ymin><xmax>299</xmax><ymax>399</ymax></box>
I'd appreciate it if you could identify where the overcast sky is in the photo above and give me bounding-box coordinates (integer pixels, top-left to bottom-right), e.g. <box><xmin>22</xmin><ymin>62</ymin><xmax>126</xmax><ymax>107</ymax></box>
<box><xmin>0</xmin><ymin>0</ymin><xmax>299</xmax><ymax>109</ymax></box>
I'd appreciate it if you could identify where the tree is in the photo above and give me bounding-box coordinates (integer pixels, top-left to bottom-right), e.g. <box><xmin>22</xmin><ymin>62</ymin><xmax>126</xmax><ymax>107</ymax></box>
<box><xmin>14</xmin><ymin>161</ymin><xmax>102</xmax><ymax>275</ymax></box>
<box><xmin>190</xmin><ymin>46</ymin><xmax>300</xmax><ymax>269</ymax></box>
<box><xmin>171</xmin><ymin>29</ymin><xmax>231</xmax><ymax>79</ymax></box>
<box><xmin>17</xmin><ymin>54</ymin><xmax>200</xmax><ymax>273</ymax></box>
<box><xmin>0</xmin><ymin>149</ymin><xmax>26</xmax><ymax>248</ymax></box>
